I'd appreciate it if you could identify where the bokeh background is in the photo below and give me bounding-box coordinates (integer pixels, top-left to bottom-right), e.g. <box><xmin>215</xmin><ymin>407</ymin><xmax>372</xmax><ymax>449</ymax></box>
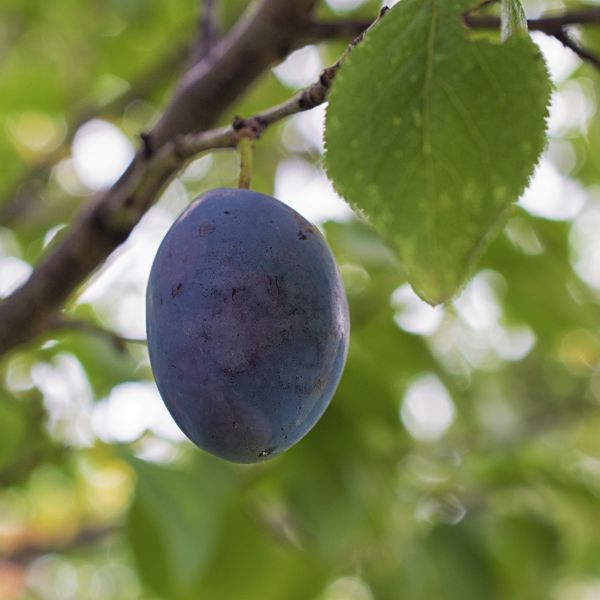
<box><xmin>1</xmin><ymin>0</ymin><xmax>600</xmax><ymax>598</ymax></box>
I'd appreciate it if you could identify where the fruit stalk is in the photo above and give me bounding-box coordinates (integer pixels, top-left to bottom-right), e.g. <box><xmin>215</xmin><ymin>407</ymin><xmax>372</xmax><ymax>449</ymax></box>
<box><xmin>237</xmin><ymin>137</ymin><xmax>254</xmax><ymax>190</ymax></box>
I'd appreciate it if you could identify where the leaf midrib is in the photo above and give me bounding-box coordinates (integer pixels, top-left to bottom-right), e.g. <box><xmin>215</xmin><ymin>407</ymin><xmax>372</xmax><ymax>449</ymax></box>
<box><xmin>422</xmin><ymin>0</ymin><xmax>440</xmax><ymax>288</ymax></box>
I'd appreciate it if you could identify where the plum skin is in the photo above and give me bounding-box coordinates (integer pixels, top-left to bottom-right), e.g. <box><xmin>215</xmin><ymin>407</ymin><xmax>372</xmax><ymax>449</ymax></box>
<box><xmin>146</xmin><ymin>188</ymin><xmax>349</xmax><ymax>463</ymax></box>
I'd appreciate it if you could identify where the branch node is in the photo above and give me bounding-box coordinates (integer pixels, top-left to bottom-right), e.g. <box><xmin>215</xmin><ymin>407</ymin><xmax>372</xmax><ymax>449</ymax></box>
<box><xmin>232</xmin><ymin>115</ymin><xmax>246</xmax><ymax>130</ymax></box>
<box><xmin>172</xmin><ymin>135</ymin><xmax>188</xmax><ymax>160</ymax></box>
<box><xmin>140</xmin><ymin>133</ymin><xmax>154</xmax><ymax>159</ymax></box>
<box><xmin>231</xmin><ymin>116</ymin><xmax>266</xmax><ymax>142</ymax></box>
<box><xmin>319</xmin><ymin>66</ymin><xmax>335</xmax><ymax>87</ymax></box>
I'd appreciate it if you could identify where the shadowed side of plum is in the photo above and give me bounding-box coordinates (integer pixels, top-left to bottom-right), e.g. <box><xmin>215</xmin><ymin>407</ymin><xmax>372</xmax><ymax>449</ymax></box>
<box><xmin>146</xmin><ymin>188</ymin><xmax>350</xmax><ymax>463</ymax></box>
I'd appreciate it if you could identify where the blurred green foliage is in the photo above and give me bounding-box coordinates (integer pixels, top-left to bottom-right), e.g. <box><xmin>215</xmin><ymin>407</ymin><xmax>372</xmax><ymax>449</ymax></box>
<box><xmin>1</xmin><ymin>0</ymin><xmax>600</xmax><ymax>599</ymax></box>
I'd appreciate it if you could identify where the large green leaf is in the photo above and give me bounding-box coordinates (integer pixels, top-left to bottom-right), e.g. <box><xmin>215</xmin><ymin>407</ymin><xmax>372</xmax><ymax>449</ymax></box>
<box><xmin>127</xmin><ymin>456</ymin><xmax>238</xmax><ymax>600</ymax></box>
<box><xmin>325</xmin><ymin>0</ymin><xmax>551</xmax><ymax>304</ymax></box>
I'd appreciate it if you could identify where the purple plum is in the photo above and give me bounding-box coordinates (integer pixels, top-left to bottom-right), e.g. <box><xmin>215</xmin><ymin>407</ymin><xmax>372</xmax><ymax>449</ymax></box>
<box><xmin>146</xmin><ymin>188</ymin><xmax>349</xmax><ymax>463</ymax></box>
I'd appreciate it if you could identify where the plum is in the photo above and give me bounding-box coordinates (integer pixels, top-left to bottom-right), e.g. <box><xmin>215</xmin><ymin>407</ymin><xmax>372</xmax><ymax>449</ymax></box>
<box><xmin>146</xmin><ymin>188</ymin><xmax>349</xmax><ymax>463</ymax></box>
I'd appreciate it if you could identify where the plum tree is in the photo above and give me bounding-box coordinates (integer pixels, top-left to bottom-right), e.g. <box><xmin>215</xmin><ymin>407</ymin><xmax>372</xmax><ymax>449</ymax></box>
<box><xmin>146</xmin><ymin>188</ymin><xmax>350</xmax><ymax>463</ymax></box>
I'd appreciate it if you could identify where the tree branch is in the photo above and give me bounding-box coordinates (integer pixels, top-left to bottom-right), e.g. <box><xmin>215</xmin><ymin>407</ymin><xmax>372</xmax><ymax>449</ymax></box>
<box><xmin>464</xmin><ymin>7</ymin><xmax>600</xmax><ymax>34</ymax></box>
<box><xmin>3</xmin><ymin>525</ymin><xmax>117</xmax><ymax>565</ymax></box>
<box><xmin>200</xmin><ymin>0</ymin><xmax>220</xmax><ymax>58</ymax></box>
<box><xmin>464</xmin><ymin>7</ymin><xmax>600</xmax><ymax>68</ymax></box>
<box><xmin>552</xmin><ymin>27</ymin><xmax>600</xmax><ymax>69</ymax></box>
<box><xmin>0</xmin><ymin>0</ymin><xmax>339</xmax><ymax>358</ymax></box>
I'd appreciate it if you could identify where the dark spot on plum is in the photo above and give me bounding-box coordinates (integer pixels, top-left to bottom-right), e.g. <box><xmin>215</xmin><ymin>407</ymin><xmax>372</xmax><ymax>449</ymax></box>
<box><xmin>224</xmin><ymin>211</ymin><xmax>230</xmax><ymax>215</ymax></box>
<box><xmin>297</xmin><ymin>231</ymin><xmax>307</xmax><ymax>240</ymax></box>
<box><xmin>171</xmin><ymin>283</ymin><xmax>183</xmax><ymax>298</ymax></box>
<box><xmin>258</xmin><ymin>448</ymin><xmax>274</xmax><ymax>458</ymax></box>
<box><xmin>198</xmin><ymin>223</ymin><xmax>216</xmax><ymax>237</ymax></box>
<box><xmin>231</xmin><ymin>288</ymin><xmax>237</xmax><ymax>300</ymax></box>
<box><xmin>313</xmin><ymin>377</ymin><xmax>326</xmax><ymax>393</ymax></box>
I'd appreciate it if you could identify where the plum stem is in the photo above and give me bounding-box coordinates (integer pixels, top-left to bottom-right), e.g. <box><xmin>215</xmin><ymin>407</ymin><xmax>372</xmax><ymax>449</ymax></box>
<box><xmin>238</xmin><ymin>137</ymin><xmax>254</xmax><ymax>190</ymax></box>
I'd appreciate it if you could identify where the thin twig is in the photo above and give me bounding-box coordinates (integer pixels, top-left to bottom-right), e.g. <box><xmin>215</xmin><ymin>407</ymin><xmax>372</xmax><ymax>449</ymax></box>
<box><xmin>338</xmin><ymin>6</ymin><xmax>389</xmax><ymax>60</ymax></box>
<box><xmin>3</xmin><ymin>525</ymin><xmax>117</xmax><ymax>565</ymax></box>
<box><xmin>552</xmin><ymin>27</ymin><xmax>600</xmax><ymax>69</ymax></box>
<box><xmin>50</xmin><ymin>318</ymin><xmax>147</xmax><ymax>352</ymax></box>
<box><xmin>310</xmin><ymin>7</ymin><xmax>600</xmax><ymax>39</ymax></box>
<box><xmin>463</xmin><ymin>6</ymin><xmax>600</xmax><ymax>69</ymax></box>
<box><xmin>464</xmin><ymin>7</ymin><xmax>600</xmax><ymax>33</ymax></box>
<box><xmin>149</xmin><ymin>6</ymin><xmax>390</xmax><ymax>161</ymax></box>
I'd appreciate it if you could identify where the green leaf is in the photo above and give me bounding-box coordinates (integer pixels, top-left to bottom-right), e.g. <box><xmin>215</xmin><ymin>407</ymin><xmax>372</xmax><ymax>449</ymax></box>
<box><xmin>501</xmin><ymin>0</ymin><xmax>528</xmax><ymax>42</ymax></box>
<box><xmin>402</xmin><ymin>523</ymin><xmax>495</xmax><ymax>599</ymax></box>
<box><xmin>481</xmin><ymin>212</ymin><xmax>598</xmax><ymax>343</ymax></box>
<box><xmin>126</xmin><ymin>456</ymin><xmax>238</xmax><ymax>600</ymax></box>
<box><xmin>325</xmin><ymin>0</ymin><xmax>551</xmax><ymax>304</ymax></box>
<box><xmin>198</xmin><ymin>506</ymin><xmax>328</xmax><ymax>600</ymax></box>
<box><xmin>483</xmin><ymin>514</ymin><xmax>560</xmax><ymax>599</ymax></box>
